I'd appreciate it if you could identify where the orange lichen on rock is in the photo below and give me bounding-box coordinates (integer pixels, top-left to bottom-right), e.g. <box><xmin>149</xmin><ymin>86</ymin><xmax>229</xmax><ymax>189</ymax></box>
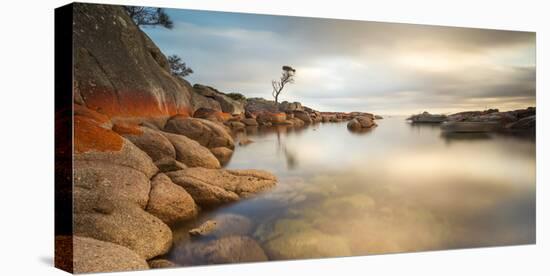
<box><xmin>74</xmin><ymin>116</ymin><xmax>123</xmax><ymax>153</ymax></box>
<box><xmin>112</xmin><ymin>122</ymin><xmax>144</xmax><ymax>136</ymax></box>
<box><xmin>74</xmin><ymin>104</ymin><xmax>110</xmax><ymax>124</ymax></box>
<box><xmin>216</xmin><ymin>112</ymin><xmax>233</xmax><ymax>122</ymax></box>
<box><xmin>81</xmin><ymin>87</ymin><xmax>193</xmax><ymax>119</ymax></box>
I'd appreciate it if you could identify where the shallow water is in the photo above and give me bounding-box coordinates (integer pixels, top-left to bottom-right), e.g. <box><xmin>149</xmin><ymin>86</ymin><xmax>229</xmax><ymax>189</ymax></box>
<box><xmin>169</xmin><ymin>117</ymin><xmax>535</xmax><ymax>264</ymax></box>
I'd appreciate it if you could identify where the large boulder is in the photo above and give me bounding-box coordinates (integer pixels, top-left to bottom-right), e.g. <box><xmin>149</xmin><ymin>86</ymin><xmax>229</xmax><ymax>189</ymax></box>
<box><xmin>161</xmin><ymin>132</ymin><xmax>221</xmax><ymax>169</ymax></box>
<box><xmin>74</xmin><ymin>115</ymin><xmax>158</xmax><ymax>178</ymax></box>
<box><xmin>193</xmin><ymin>107</ymin><xmax>232</xmax><ymax>123</ymax></box>
<box><xmin>256</xmin><ymin>112</ymin><xmax>287</xmax><ymax>125</ymax></box>
<box><xmin>210</xmin><ymin>147</ymin><xmax>234</xmax><ymax>166</ymax></box>
<box><xmin>74</xmin><ymin>200</ymin><xmax>173</xmax><ymax>260</ymax></box>
<box><xmin>166</xmin><ymin>168</ymin><xmax>277</xmax><ymax>207</ymax></box>
<box><xmin>293</xmin><ymin>110</ymin><xmax>312</xmax><ymax>124</ymax></box>
<box><xmin>114</xmin><ymin>125</ymin><xmax>176</xmax><ymax>162</ymax></box>
<box><xmin>154</xmin><ymin>157</ymin><xmax>188</xmax><ymax>173</ymax></box>
<box><xmin>146</xmin><ymin>173</ymin><xmax>198</xmax><ymax>224</ymax></box>
<box><xmin>347</xmin><ymin>116</ymin><xmax>377</xmax><ymax>131</ymax></box>
<box><xmin>241</xmin><ymin>118</ymin><xmax>259</xmax><ymax>126</ymax></box>
<box><xmin>73</xmin><ymin>4</ymin><xmax>193</xmax><ymax>123</ymax></box>
<box><xmin>56</xmin><ymin>236</ymin><xmax>149</xmax><ymax>273</ymax></box>
<box><xmin>74</xmin><ymin>161</ymin><xmax>151</xmax><ymax>209</ymax></box>
<box><xmin>193</xmin><ymin>84</ymin><xmax>245</xmax><ymax>115</ymax></box>
<box><xmin>172</xmin><ymin>236</ymin><xmax>267</xmax><ymax>265</ymax></box>
<box><xmin>279</xmin><ymin>101</ymin><xmax>303</xmax><ymax>112</ymax></box>
<box><xmin>245</xmin><ymin>98</ymin><xmax>279</xmax><ymax>114</ymax></box>
<box><xmin>164</xmin><ymin>116</ymin><xmax>235</xmax><ymax>150</ymax></box>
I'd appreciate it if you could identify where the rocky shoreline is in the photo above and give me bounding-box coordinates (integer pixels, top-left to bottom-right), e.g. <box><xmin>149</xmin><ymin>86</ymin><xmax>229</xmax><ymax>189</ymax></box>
<box><xmin>57</xmin><ymin>4</ymin><xmax>533</xmax><ymax>273</ymax></box>
<box><xmin>57</xmin><ymin>4</ymin><xmax>381</xmax><ymax>273</ymax></box>
<box><xmin>408</xmin><ymin>108</ymin><xmax>536</xmax><ymax>135</ymax></box>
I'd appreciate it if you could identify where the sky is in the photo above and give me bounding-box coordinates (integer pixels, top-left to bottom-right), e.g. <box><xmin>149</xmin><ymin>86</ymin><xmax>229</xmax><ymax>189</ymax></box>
<box><xmin>143</xmin><ymin>8</ymin><xmax>536</xmax><ymax>115</ymax></box>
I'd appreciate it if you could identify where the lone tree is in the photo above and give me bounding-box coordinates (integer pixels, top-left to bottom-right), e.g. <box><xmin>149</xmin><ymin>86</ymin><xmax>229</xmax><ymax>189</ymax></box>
<box><xmin>167</xmin><ymin>55</ymin><xmax>193</xmax><ymax>78</ymax></box>
<box><xmin>272</xmin><ymin>65</ymin><xmax>296</xmax><ymax>105</ymax></box>
<box><xmin>123</xmin><ymin>6</ymin><xmax>173</xmax><ymax>29</ymax></box>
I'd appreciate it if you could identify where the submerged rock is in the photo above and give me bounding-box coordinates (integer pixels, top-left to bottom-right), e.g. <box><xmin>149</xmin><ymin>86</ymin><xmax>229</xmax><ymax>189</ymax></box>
<box><xmin>255</xmin><ymin>218</ymin><xmax>351</xmax><ymax>260</ymax></box>
<box><xmin>239</xmin><ymin>137</ymin><xmax>254</xmax><ymax>146</ymax></box>
<box><xmin>173</xmin><ymin>236</ymin><xmax>267</xmax><ymax>265</ymax></box>
<box><xmin>189</xmin><ymin>220</ymin><xmax>218</xmax><ymax>237</ymax></box>
<box><xmin>210</xmin><ymin>213</ymin><xmax>254</xmax><ymax>237</ymax></box>
<box><xmin>56</xmin><ymin>235</ymin><xmax>149</xmax><ymax>273</ymax></box>
<box><xmin>148</xmin><ymin>259</ymin><xmax>178</xmax><ymax>269</ymax></box>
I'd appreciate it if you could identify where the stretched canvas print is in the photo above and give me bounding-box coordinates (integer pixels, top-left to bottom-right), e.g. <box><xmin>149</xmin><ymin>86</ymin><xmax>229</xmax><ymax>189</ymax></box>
<box><xmin>55</xmin><ymin>2</ymin><xmax>536</xmax><ymax>273</ymax></box>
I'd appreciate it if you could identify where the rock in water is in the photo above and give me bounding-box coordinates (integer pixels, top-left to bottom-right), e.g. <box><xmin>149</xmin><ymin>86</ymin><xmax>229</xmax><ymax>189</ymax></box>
<box><xmin>347</xmin><ymin>119</ymin><xmax>362</xmax><ymax>131</ymax></box>
<box><xmin>506</xmin><ymin>115</ymin><xmax>536</xmax><ymax>130</ymax></box>
<box><xmin>210</xmin><ymin>213</ymin><xmax>254</xmax><ymax>237</ymax></box>
<box><xmin>148</xmin><ymin>259</ymin><xmax>178</xmax><ymax>269</ymax></box>
<box><xmin>210</xmin><ymin>147</ymin><xmax>234</xmax><ymax>165</ymax></box>
<box><xmin>241</xmin><ymin>118</ymin><xmax>259</xmax><ymax>126</ymax></box>
<box><xmin>256</xmin><ymin>112</ymin><xmax>287</xmax><ymax>125</ymax></box>
<box><xmin>56</xmin><ymin>235</ymin><xmax>149</xmax><ymax>273</ymax></box>
<box><xmin>164</xmin><ymin>116</ymin><xmax>235</xmax><ymax>150</ymax></box>
<box><xmin>239</xmin><ymin>137</ymin><xmax>254</xmax><ymax>146</ymax></box>
<box><xmin>347</xmin><ymin>116</ymin><xmax>376</xmax><ymax>131</ymax></box>
<box><xmin>73</xmin><ymin>4</ymin><xmax>194</xmax><ymax>122</ymax></box>
<box><xmin>173</xmin><ymin>236</ymin><xmax>267</xmax><ymax>265</ymax></box>
<box><xmin>160</xmin><ymin>132</ymin><xmax>221</xmax><ymax>169</ymax></box>
<box><xmin>166</xmin><ymin>168</ymin><xmax>277</xmax><ymax>207</ymax></box>
<box><xmin>255</xmin><ymin>219</ymin><xmax>351</xmax><ymax>260</ymax></box>
<box><xmin>146</xmin><ymin>174</ymin><xmax>198</xmax><ymax>225</ymax></box>
<box><xmin>189</xmin><ymin>220</ymin><xmax>218</xmax><ymax>236</ymax></box>
<box><xmin>293</xmin><ymin>110</ymin><xmax>312</xmax><ymax>124</ymax></box>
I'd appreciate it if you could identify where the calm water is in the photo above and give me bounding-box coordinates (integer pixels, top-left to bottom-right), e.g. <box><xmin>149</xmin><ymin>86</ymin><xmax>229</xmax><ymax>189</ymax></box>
<box><xmin>169</xmin><ymin>116</ymin><xmax>535</xmax><ymax>264</ymax></box>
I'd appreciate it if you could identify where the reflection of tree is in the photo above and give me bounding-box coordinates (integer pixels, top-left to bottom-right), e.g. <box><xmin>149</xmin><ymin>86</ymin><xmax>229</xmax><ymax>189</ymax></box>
<box><xmin>275</xmin><ymin>128</ymin><xmax>298</xmax><ymax>170</ymax></box>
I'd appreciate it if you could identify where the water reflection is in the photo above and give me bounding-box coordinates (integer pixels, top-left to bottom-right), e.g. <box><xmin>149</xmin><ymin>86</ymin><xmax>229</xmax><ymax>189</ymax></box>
<box><xmin>170</xmin><ymin>117</ymin><xmax>535</xmax><ymax>265</ymax></box>
<box><xmin>440</xmin><ymin>132</ymin><xmax>494</xmax><ymax>144</ymax></box>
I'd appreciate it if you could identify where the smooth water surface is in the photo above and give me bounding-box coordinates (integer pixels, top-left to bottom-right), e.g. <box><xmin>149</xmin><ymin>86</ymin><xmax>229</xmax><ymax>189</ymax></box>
<box><xmin>169</xmin><ymin>116</ymin><xmax>535</xmax><ymax>264</ymax></box>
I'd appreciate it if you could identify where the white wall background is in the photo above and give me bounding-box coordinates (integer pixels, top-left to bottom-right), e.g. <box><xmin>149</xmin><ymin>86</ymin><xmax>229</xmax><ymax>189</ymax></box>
<box><xmin>0</xmin><ymin>0</ymin><xmax>547</xmax><ymax>275</ymax></box>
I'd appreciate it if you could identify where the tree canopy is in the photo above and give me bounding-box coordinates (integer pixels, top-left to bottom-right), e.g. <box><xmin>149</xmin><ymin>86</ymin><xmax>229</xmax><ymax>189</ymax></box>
<box><xmin>272</xmin><ymin>65</ymin><xmax>296</xmax><ymax>105</ymax></box>
<box><xmin>123</xmin><ymin>6</ymin><xmax>173</xmax><ymax>29</ymax></box>
<box><xmin>167</xmin><ymin>55</ymin><xmax>194</xmax><ymax>78</ymax></box>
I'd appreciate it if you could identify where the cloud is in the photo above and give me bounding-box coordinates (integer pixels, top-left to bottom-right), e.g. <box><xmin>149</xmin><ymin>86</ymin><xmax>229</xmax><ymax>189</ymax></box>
<box><xmin>143</xmin><ymin>9</ymin><xmax>536</xmax><ymax>114</ymax></box>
